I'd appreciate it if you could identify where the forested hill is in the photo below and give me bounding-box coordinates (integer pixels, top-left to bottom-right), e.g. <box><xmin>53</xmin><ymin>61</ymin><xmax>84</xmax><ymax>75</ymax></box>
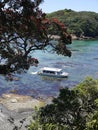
<box><xmin>47</xmin><ymin>9</ymin><xmax>98</xmax><ymax>39</ymax></box>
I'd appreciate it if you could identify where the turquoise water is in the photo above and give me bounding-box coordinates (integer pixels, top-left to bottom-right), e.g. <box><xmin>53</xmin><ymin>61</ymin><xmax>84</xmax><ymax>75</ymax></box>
<box><xmin>0</xmin><ymin>40</ymin><xmax>98</xmax><ymax>98</ymax></box>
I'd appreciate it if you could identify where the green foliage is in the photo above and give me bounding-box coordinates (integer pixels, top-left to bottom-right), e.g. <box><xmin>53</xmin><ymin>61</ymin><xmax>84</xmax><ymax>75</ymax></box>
<box><xmin>39</xmin><ymin>88</ymin><xmax>86</xmax><ymax>130</ymax></box>
<box><xmin>75</xmin><ymin>77</ymin><xmax>98</xmax><ymax>98</ymax></box>
<box><xmin>85</xmin><ymin>111</ymin><xmax>98</xmax><ymax>130</ymax></box>
<box><xmin>28</xmin><ymin>107</ymin><xmax>40</xmax><ymax>130</ymax></box>
<box><xmin>74</xmin><ymin>77</ymin><xmax>98</xmax><ymax>113</ymax></box>
<box><xmin>75</xmin><ymin>78</ymin><xmax>98</xmax><ymax>130</ymax></box>
<box><xmin>28</xmin><ymin>107</ymin><xmax>68</xmax><ymax>130</ymax></box>
<box><xmin>28</xmin><ymin>77</ymin><xmax>98</xmax><ymax>130</ymax></box>
<box><xmin>47</xmin><ymin>9</ymin><xmax>98</xmax><ymax>38</ymax></box>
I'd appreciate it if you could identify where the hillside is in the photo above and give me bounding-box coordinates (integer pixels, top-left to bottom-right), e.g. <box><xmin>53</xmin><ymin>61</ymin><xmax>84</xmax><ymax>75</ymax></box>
<box><xmin>47</xmin><ymin>9</ymin><xmax>98</xmax><ymax>39</ymax></box>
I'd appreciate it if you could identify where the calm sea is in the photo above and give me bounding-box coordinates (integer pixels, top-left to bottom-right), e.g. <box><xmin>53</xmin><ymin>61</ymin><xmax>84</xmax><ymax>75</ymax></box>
<box><xmin>0</xmin><ymin>40</ymin><xmax>98</xmax><ymax>98</ymax></box>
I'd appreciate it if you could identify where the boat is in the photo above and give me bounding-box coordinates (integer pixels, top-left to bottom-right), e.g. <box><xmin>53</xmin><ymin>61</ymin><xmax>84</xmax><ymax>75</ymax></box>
<box><xmin>37</xmin><ymin>67</ymin><xmax>68</xmax><ymax>78</ymax></box>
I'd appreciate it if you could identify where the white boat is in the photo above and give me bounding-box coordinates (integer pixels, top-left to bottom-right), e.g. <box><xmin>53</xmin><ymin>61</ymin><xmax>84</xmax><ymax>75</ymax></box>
<box><xmin>37</xmin><ymin>67</ymin><xmax>68</xmax><ymax>78</ymax></box>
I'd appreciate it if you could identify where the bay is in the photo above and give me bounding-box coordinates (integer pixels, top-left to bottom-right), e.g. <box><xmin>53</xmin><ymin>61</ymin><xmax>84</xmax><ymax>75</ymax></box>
<box><xmin>0</xmin><ymin>40</ymin><xmax>98</xmax><ymax>98</ymax></box>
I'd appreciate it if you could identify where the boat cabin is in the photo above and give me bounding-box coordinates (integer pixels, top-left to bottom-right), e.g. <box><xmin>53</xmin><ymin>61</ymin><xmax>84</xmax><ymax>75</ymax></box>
<box><xmin>38</xmin><ymin>67</ymin><xmax>68</xmax><ymax>78</ymax></box>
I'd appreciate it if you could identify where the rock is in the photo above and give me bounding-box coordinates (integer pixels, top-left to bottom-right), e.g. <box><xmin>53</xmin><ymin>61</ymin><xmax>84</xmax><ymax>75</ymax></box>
<box><xmin>10</xmin><ymin>99</ymin><xmax>18</xmax><ymax>103</ymax></box>
<box><xmin>0</xmin><ymin>93</ymin><xmax>45</xmax><ymax>130</ymax></box>
<box><xmin>0</xmin><ymin>93</ymin><xmax>45</xmax><ymax>112</ymax></box>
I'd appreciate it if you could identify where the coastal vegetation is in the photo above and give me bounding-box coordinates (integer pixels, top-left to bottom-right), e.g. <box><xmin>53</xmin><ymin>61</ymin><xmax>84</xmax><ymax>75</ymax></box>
<box><xmin>0</xmin><ymin>1</ymin><xmax>98</xmax><ymax>130</ymax></box>
<box><xmin>0</xmin><ymin>0</ymin><xmax>71</xmax><ymax>75</ymax></box>
<box><xmin>47</xmin><ymin>9</ymin><xmax>98</xmax><ymax>39</ymax></box>
<box><xmin>28</xmin><ymin>77</ymin><xmax>98</xmax><ymax>130</ymax></box>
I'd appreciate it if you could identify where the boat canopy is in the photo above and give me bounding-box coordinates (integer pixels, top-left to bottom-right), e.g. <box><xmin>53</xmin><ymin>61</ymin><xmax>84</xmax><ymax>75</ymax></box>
<box><xmin>41</xmin><ymin>67</ymin><xmax>62</xmax><ymax>72</ymax></box>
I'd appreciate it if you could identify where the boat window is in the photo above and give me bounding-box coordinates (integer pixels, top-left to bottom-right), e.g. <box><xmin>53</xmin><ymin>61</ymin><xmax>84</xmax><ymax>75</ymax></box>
<box><xmin>57</xmin><ymin>72</ymin><xmax>60</xmax><ymax>75</ymax></box>
<box><xmin>43</xmin><ymin>70</ymin><xmax>55</xmax><ymax>74</ymax></box>
<box><xmin>57</xmin><ymin>72</ymin><xmax>61</xmax><ymax>75</ymax></box>
<box><xmin>57</xmin><ymin>71</ymin><xmax>62</xmax><ymax>74</ymax></box>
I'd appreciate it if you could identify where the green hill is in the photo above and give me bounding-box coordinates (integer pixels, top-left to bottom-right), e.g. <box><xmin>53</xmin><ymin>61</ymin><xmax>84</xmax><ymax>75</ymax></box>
<box><xmin>47</xmin><ymin>9</ymin><xmax>98</xmax><ymax>39</ymax></box>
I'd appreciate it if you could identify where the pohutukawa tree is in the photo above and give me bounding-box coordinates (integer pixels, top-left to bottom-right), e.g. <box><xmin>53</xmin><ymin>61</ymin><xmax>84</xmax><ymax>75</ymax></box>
<box><xmin>0</xmin><ymin>0</ymin><xmax>72</xmax><ymax>75</ymax></box>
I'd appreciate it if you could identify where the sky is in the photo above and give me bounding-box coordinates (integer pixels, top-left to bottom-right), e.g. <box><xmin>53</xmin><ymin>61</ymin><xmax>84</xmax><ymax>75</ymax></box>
<box><xmin>39</xmin><ymin>0</ymin><xmax>98</xmax><ymax>13</ymax></box>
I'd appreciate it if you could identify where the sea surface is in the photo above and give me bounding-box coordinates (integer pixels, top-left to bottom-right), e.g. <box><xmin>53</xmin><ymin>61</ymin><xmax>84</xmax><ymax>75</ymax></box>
<box><xmin>0</xmin><ymin>40</ymin><xmax>98</xmax><ymax>98</ymax></box>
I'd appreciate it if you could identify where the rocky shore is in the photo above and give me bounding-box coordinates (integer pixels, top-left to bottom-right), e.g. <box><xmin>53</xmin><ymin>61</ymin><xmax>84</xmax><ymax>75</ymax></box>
<box><xmin>0</xmin><ymin>93</ymin><xmax>45</xmax><ymax>130</ymax></box>
<box><xmin>50</xmin><ymin>34</ymin><xmax>98</xmax><ymax>40</ymax></box>
<box><xmin>71</xmin><ymin>34</ymin><xmax>98</xmax><ymax>40</ymax></box>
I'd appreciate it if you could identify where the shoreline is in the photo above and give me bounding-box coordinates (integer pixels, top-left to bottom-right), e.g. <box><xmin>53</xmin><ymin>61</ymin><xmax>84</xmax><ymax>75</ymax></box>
<box><xmin>0</xmin><ymin>93</ymin><xmax>47</xmax><ymax>130</ymax></box>
<box><xmin>50</xmin><ymin>34</ymin><xmax>98</xmax><ymax>40</ymax></box>
<box><xmin>71</xmin><ymin>34</ymin><xmax>98</xmax><ymax>40</ymax></box>
<box><xmin>0</xmin><ymin>93</ymin><xmax>45</xmax><ymax>112</ymax></box>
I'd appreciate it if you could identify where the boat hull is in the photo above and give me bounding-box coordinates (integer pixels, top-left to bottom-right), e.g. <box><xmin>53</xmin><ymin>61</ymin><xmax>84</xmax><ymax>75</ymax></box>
<box><xmin>38</xmin><ymin>73</ymin><xmax>68</xmax><ymax>78</ymax></box>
